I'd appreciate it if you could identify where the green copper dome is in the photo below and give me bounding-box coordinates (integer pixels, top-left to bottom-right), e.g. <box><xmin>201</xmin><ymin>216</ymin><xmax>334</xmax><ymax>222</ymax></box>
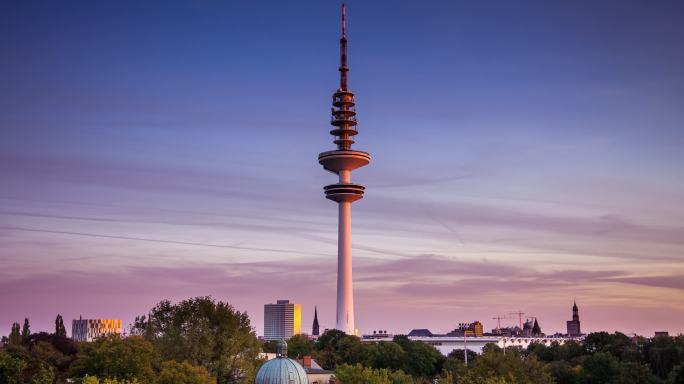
<box><xmin>255</xmin><ymin>340</ymin><xmax>309</xmax><ymax>384</ymax></box>
<box><xmin>255</xmin><ymin>357</ymin><xmax>309</xmax><ymax>384</ymax></box>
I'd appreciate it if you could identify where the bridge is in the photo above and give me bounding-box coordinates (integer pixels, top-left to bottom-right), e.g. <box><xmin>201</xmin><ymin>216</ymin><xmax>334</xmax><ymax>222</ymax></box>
<box><xmin>362</xmin><ymin>335</ymin><xmax>583</xmax><ymax>355</ymax></box>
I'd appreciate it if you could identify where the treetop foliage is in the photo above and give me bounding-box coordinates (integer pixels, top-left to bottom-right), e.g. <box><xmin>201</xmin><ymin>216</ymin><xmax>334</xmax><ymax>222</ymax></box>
<box><xmin>54</xmin><ymin>315</ymin><xmax>67</xmax><ymax>339</ymax></box>
<box><xmin>131</xmin><ymin>296</ymin><xmax>261</xmax><ymax>384</ymax></box>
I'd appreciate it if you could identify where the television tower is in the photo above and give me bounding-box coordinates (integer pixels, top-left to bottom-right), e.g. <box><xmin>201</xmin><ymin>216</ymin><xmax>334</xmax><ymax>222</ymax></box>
<box><xmin>318</xmin><ymin>1</ymin><xmax>370</xmax><ymax>335</ymax></box>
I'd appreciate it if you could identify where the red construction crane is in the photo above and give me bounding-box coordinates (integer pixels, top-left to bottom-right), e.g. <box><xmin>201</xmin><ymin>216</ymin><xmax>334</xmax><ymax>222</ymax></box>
<box><xmin>509</xmin><ymin>311</ymin><xmax>525</xmax><ymax>328</ymax></box>
<box><xmin>492</xmin><ymin>315</ymin><xmax>509</xmax><ymax>331</ymax></box>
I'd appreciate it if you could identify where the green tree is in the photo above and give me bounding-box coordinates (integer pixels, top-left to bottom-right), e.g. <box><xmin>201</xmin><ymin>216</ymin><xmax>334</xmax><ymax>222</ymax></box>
<box><xmin>8</xmin><ymin>322</ymin><xmax>22</xmax><ymax>345</ymax></box>
<box><xmin>462</xmin><ymin>378</ymin><xmax>509</xmax><ymax>384</ymax></box>
<box><xmin>670</xmin><ymin>364</ymin><xmax>684</xmax><ymax>384</ymax></box>
<box><xmin>314</xmin><ymin>331</ymin><xmax>445</xmax><ymax>379</ymax></box>
<box><xmin>70</xmin><ymin>335</ymin><xmax>157</xmax><ymax>382</ymax></box>
<box><xmin>132</xmin><ymin>296</ymin><xmax>261</xmax><ymax>384</ymax></box>
<box><xmin>21</xmin><ymin>318</ymin><xmax>31</xmax><ymax>343</ymax></box>
<box><xmin>83</xmin><ymin>377</ymin><xmax>100</xmax><ymax>384</ymax></box>
<box><xmin>441</xmin><ymin>356</ymin><xmax>466</xmax><ymax>383</ymax></box>
<box><xmin>342</xmin><ymin>340</ymin><xmax>407</xmax><ymax>372</ymax></box>
<box><xmin>335</xmin><ymin>363</ymin><xmax>411</xmax><ymax>384</ymax></box>
<box><xmin>314</xmin><ymin>329</ymin><xmax>349</xmax><ymax>370</ymax></box>
<box><xmin>580</xmin><ymin>351</ymin><xmax>620</xmax><ymax>384</ymax></box>
<box><xmin>157</xmin><ymin>361</ymin><xmax>215</xmax><ymax>384</ymax></box>
<box><xmin>372</xmin><ymin>342</ymin><xmax>407</xmax><ymax>372</ymax></box>
<box><xmin>547</xmin><ymin>361</ymin><xmax>580</xmax><ymax>384</ymax></box>
<box><xmin>54</xmin><ymin>315</ymin><xmax>67</xmax><ymax>338</ymax></box>
<box><xmin>352</xmin><ymin>342</ymin><xmax>380</xmax><ymax>369</ymax></box>
<box><xmin>435</xmin><ymin>370</ymin><xmax>453</xmax><ymax>384</ymax></box>
<box><xmin>528</xmin><ymin>343</ymin><xmax>556</xmax><ymax>363</ymax></box>
<box><xmin>29</xmin><ymin>339</ymin><xmax>63</xmax><ymax>369</ymax></box>
<box><xmin>644</xmin><ymin>335</ymin><xmax>681</xmax><ymax>379</ymax></box>
<box><xmin>447</xmin><ymin>348</ymin><xmax>478</xmax><ymax>365</ymax></box>
<box><xmin>25</xmin><ymin>332</ymin><xmax>79</xmax><ymax>382</ymax></box>
<box><xmin>392</xmin><ymin>335</ymin><xmax>445</xmax><ymax>379</ymax></box>
<box><xmin>557</xmin><ymin>340</ymin><xmax>585</xmax><ymax>363</ymax></box>
<box><xmin>618</xmin><ymin>361</ymin><xmax>658</xmax><ymax>384</ymax></box>
<box><xmin>0</xmin><ymin>350</ymin><xmax>27</xmax><ymax>384</ymax></box>
<box><xmin>462</xmin><ymin>346</ymin><xmax>554</xmax><ymax>384</ymax></box>
<box><xmin>287</xmin><ymin>334</ymin><xmax>314</xmax><ymax>358</ymax></box>
<box><xmin>583</xmin><ymin>332</ymin><xmax>613</xmax><ymax>354</ymax></box>
<box><xmin>335</xmin><ymin>363</ymin><xmax>389</xmax><ymax>384</ymax></box>
<box><xmin>31</xmin><ymin>364</ymin><xmax>56</xmax><ymax>384</ymax></box>
<box><xmin>335</xmin><ymin>336</ymin><xmax>367</xmax><ymax>367</ymax></box>
<box><xmin>261</xmin><ymin>340</ymin><xmax>279</xmax><ymax>354</ymax></box>
<box><xmin>388</xmin><ymin>370</ymin><xmax>414</xmax><ymax>384</ymax></box>
<box><xmin>481</xmin><ymin>343</ymin><xmax>504</xmax><ymax>354</ymax></box>
<box><xmin>81</xmin><ymin>378</ymin><xmax>142</xmax><ymax>384</ymax></box>
<box><xmin>103</xmin><ymin>379</ymin><xmax>141</xmax><ymax>384</ymax></box>
<box><xmin>583</xmin><ymin>332</ymin><xmax>633</xmax><ymax>360</ymax></box>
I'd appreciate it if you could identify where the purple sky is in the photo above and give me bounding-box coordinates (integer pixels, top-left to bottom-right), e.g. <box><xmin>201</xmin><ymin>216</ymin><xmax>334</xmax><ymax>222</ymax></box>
<box><xmin>1</xmin><ymin>0</ymin><xmax>684</xmax><ymax>337</ymax></box>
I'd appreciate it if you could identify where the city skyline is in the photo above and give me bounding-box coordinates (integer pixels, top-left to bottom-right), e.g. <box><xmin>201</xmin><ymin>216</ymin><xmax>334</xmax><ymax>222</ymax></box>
<box><xmin>2</xmin><ymin>0</ymin><xmax>684</xmax><ymax>338</ymax></box>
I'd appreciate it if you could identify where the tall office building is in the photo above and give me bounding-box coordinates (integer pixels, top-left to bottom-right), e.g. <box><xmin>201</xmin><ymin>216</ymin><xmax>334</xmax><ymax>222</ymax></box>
<box><xmin>566</xmin><ymin>300</ymin><xmax>582</xmax><ymax>336</ymax></box>
<box><xmin>263</xmin><ymin>300</ymin><xmax>302</xmax><ymax>341</ymax></box>
<box><xmin>318</xmin><ymin>1</ymin><xmax>370</xmax><ymax>336</ymax></box>
<box><xmin>72</xmin><ymin>316</ymin><xmax>122</xmax><ymax>342</ymax></box>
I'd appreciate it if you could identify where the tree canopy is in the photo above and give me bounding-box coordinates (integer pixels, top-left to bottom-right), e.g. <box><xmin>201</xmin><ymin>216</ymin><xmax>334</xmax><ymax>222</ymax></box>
<box><xmin>132</xmin><ymin>296</ymin><xmax>261</xmax><ymax>384</ymax></box>
<box><xmin>54</xmin><ymin>315</ymin><xmax>67</xmax><ymax>338</ymax></box>
<box><xmin>3</xmin><ymin>307</ymin><xmax>684</xmax><ymax>384</ymax></box>
<box><xmin>69</xmin><ymin>335</ymin><xmax>158</xmax><ymax>382</ymax></box>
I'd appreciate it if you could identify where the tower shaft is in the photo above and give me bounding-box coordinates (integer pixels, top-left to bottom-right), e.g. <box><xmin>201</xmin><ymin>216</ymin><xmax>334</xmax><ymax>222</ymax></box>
<box><xmin>337</xmin><ymin>201</ymin><xmax>354</xmax><ymax>333</ymax></box>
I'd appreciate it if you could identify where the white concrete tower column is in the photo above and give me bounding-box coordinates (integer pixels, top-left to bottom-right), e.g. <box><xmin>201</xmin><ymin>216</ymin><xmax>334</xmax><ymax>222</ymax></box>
<box><xmin>337</xmin><ymin>200</ymin><xmax>353</xmax><ymax>333</ymax></box>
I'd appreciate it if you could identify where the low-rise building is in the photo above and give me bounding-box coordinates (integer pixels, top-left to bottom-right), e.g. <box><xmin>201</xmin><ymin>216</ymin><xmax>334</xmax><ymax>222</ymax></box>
<box><xmin>447</xmin><ymin>321</ymin><xmax>484</xmax><ymax>337</ymax></box>
<box><xmin>407</xmin><ymin>329</ymin><xmax>433</xmax><ymax>337</ymax></box>
<box><xmin>298</xmin><ymin>356</ymin><xmax>334</xmax><ymax>384</ymax></box>
<box><xmin>362</xmin><ymin>330</ymin><xmax>392</xmax><ymax>340</ymax></box>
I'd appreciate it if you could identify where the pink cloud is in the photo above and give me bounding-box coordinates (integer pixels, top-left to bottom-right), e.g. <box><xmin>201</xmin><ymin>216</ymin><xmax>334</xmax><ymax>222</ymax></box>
<box><xmin>1</xmin><ymin>256</ymin><xmax>682</xmax><ymax>338</ymax></box>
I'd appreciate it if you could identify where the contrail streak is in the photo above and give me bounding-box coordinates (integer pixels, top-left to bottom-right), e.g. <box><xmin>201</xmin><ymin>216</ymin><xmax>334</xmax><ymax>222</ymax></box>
<box><xmin>0</xmin><ymin>225</ymin><xmax>326</xmax><ymax>256</ymax></box>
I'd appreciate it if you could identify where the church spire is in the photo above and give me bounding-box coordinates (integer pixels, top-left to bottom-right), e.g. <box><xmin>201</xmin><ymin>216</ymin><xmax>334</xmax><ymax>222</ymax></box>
<box><xmin>312</xmin><ymin>306</ymin><xmax>320</xmax><ymax>336</ymax></box>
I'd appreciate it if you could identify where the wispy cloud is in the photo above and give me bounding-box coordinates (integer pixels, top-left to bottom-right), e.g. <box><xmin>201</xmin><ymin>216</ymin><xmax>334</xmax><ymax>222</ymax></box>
<box><xmin>2</xmin><ymin>255</ymin><xmax>682</xmax><ymax>336</ymax></box>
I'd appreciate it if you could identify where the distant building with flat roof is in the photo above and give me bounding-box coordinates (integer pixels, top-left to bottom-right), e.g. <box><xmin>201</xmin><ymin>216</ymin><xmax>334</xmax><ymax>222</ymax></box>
<box><xmin>264</xmin><ymin>300</ymin><xmax>302</xmax><ymax>341</ymax></box>
<box><xmin>72</xmin><ymin>317</ymin><xmax>122</xmax><ymax>342</ymax></box>
<box><xmin>408</xmin><ymin>329</ymin><xmax>433</xmax><ymax>337</ymax></box>
<box><xmin>447</xmin><ymin>321</ymin><xmax>484</xmax><ymax>337</ymax></box>
<box><xmin>362</xmin><ymin>330</ymin><xmax>392</xmax><ymax>339</ymax></box>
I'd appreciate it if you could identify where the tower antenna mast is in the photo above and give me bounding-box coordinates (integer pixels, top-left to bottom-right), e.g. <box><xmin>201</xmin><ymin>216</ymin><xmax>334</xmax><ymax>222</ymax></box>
<box><xmin>340</xmin><ymin>2</ymin><xmax>348</xmax><ymax>91</ymax></box>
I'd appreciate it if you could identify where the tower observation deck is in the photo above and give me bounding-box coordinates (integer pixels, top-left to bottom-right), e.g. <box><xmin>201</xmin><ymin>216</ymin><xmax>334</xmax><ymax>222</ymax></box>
<box><xmin>318</xmin><ymin>2</ymin><xmax>370</xmax><ymax>335</ymax></box>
